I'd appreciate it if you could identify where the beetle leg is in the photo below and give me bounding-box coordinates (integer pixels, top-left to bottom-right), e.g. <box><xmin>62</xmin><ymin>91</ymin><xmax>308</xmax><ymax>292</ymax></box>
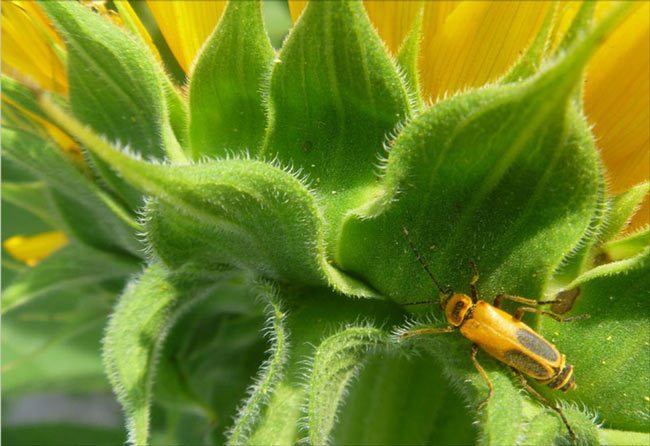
<box><xmin>494</xmin><ymin>293</ymin><xmax>559</xmax><ymax>308</ymax></box>
<box><xmin>469</xmin><ymin>258</ymin><xmax>480</xmax><ymax>303</ymax></box>
<box><xmin>471</xmin><ymin>344</ymin><xmax>493</xmax><ymax>411</ymax></box>
<box><xmin>511</xmin><ymin>368</ymin><xmax>577</xmax><ymax>442</ymax></box>
<box><xmin>513</xmin><ymin>307</ymin><xmax>590</xmax><ymax>323</ymax></box>
<box><xmin>399</xmin><ymin>326</ymin><xmax>455</xmax><ymax>338</ymax></box>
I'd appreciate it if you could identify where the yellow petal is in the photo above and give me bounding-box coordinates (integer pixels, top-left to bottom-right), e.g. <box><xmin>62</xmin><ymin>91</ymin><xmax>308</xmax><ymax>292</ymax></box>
<box><xmin>420</xmin><ymin>2</ymin><xmax>460</xmax><ymax>45</ymax></box>
<box><xmin>289</xmin><ymin>1</ymin><xmax>457</xmax><ymax>58</ymax></box>
<box><xmin>3</xmin><ymin>231</ymin><xmax>68</xmax><ymax>267</ymax></box>
<box><xmin>362</xmin><ymin>1</ymin><xmax>425</xmax><ymax>56</ymax></box>
<box><xmin>419</xmin><ymin>1</ymin><xmax>551</xmax><ymax>101</ymax></box>
<box><xmin>288</xmin><ymin>1</ymin><xmax>309</xmax><ymax>23</ymax></box>
<box><xmin>146</xmin><ymin>1</ymin><xmax>226</xmax><ymax>73</ymax></box>
<box><xmin>1</xmin><ymin>1</ymin><xmax>67</xmax><ymax>94</ymax></box>
<box><xmin>584</xmin><ymin>3</ymin><xmax>650</xmax><ymax>229</ymax></box>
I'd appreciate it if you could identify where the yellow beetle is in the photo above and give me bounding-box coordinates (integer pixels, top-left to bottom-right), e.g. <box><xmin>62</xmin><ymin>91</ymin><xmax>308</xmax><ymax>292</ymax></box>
<box><xmin>399</xmin><ymin>225</ymin><xmax>588</xmax><ymax>441</ymax></box>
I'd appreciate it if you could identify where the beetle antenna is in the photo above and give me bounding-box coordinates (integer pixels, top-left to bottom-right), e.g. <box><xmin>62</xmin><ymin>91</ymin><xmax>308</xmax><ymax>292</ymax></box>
<box><xmin>401</xmin><ymin>224</ymin><xmax>446</xmax><ymax>295</ymax></box>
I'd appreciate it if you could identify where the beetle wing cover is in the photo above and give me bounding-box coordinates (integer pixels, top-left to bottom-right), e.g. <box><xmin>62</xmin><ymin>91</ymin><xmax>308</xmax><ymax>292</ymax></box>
<box><xmin>461</xmin><ymin>302</ymin><xmax>560</xmax><ymax>380</ymax></box>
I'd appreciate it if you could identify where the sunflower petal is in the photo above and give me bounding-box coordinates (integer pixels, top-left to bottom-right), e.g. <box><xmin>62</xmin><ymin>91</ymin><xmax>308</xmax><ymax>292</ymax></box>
<box><xmin>3</xmin><ymin>231</ymin><xmax>67</xmax><ymax>267</ymax></box>
<box><xmin>146</xmin><ymin>1</ymin><xmax>226</xmax><ymax>73</ymax></box>
<box><xmin>584</xmin><ymin>3</ymin><xmax>649</xmax><ymax>228</ymax></box>
<box><xmin>291</xmin><ymin>1</ymin><xmax>456</xmax><ymax>57</ymax></box>
<box><xmin>1</xmin><ymin>1</ymin><xmax>67</xmax><ymax>94</ymax></box>
<box><xmin>419</xmin><ymin>1</ymin><xmax>551</xmax><ymax>101</ymax></box>
<box><xmin>362</xmin><ymin>1</ymin><xmax>425</xmax><ymax>55</ymax></box>
<box><xmin>287</xmin><ymin>0</ymin><xmax>309</xmax><ymax>23</ymax></box>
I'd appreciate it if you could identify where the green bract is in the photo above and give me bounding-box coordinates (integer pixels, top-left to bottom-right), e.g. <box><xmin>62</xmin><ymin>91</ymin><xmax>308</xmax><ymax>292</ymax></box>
<box><xmin>2</xmin><ymin>1</ymin><xmax>648</xmax><ymax>446</ymax></box>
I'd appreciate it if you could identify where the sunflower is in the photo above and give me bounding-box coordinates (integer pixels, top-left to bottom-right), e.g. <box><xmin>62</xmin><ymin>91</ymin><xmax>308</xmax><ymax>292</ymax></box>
<box><xmin>2</xmin><ymin>1</ymin><xmax>647</xmax><ymax>267</ymax></box>
<box><xmin>2</xmin><ymin>1</ymin><xmax>648</xmax><ymax>445</ymax></box>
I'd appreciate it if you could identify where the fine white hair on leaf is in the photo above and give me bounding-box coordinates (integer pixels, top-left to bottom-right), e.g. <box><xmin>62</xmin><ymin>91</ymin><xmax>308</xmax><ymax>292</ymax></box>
<box><xmin>393</xmin><ymin>60</ymin><xmax>421</xmax><ymax>116</ymax></box>
<box><xmin>134</xmin><ymin>197</ymin><xmax>156</xmax><ymax>262</ymax></box>
<box><xmin>225</xmin><ymin>280</ymin><xmax>289</xmax><ymax>445</ymax></box>
<box><xmin>298</xmin><ymin>322</ymin><xmax>387</xmax><ymax>445</ymax></box>
<box><xmin>258</xmin><ymin>57</ymin><xmax>276</xmax><ymax>124</ymax></box>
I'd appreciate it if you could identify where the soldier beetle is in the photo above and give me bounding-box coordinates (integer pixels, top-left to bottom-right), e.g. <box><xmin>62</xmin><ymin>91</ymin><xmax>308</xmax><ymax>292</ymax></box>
<box><xmin>399</xmin><ymin>225</ymin><xmax>589</xmax><ymax>441</ymax></box>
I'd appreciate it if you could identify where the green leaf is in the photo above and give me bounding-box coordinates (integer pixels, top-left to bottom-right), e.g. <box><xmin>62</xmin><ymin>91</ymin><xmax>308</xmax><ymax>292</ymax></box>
<box><xmin>550</xmin><ymin>173</ymin><xmax>607</xmax><ymax>286</ymax></box>
<box><xmin>304</xmin><ymin>326</ymin><xmax>387</xmax><ymax>445</ymax></box>
<box><xmin>541</xmin><ymin>247</ymin><xmax>650</xmax><ymax>431</ymax></box>
<box><xmin>331</xmin><ymin>353</ymin><xmax>476</xmax><ymax>445</ymax></box>
<box><xmin>600</xmin><ymin>428</ymin><xmax>650</xmax><ymax>446</ymax></box>
<box><xmin>2</xmin><ymin>181</ymin><xmax>60</xmax><ymax>228</ymax></box>
<box><xmin>396</xmin><ymin>6</ymin><xmax>424</xmax><ymax>109</ymax></box>
<box><xmin>140</xmin><ymin>159</ymin><xmax>337</xmax><ymax>284</ymax></box>
<box><xmin>1</xmin><ymin>127</ymin><xmax>142</xmax><ymax>256</ymax></box>
<box><xmin>153</xmin><ymin>280</ymin><xmax>265</xmax><ymax>442</ymax></box>
<box><xmin>395</xmin><ymin>320</ymin><xmax>527</xmax><ymax>445</ymax></box>
<box><xmin>554</xmin><ymin>1</ymin><xmax>597</xmax><ymax>56</ymax></box>
<box><xmin>335</xmin><ymin>15</ymin><xmax>632</xmax><ymax>442</ymax></box>
<box><xmin>30</xmin><ymin>102</ymin><xmax>377</xmax><ymax>297</ymax></box>
<box><xmin>598</xmin><ymin>227</ymin><xmax>649</xmax><ymax>263</ymax></box>
<box><xmin>40</xmin><ymin>0</ymin><xmax>179</xmax><ymax>208</ymax></box>
<box><xmin>555</xmin><ymin>0</ymin><xmax>597</xmax><ymax>107</ymax></box>
<box><xmin>144</xmin><ymin>158</ymin><xmax>378</xmax><ymax>296</ymax></box>
<box><xmin>163</xmin><ymin>80</ymin><xmax>190</xmax><ymax>152</ymax></box>
<box><xmin>260</xmin><ymin>0</ymin><xmax>412</xmax><ymax>235</ymax></box>
<box><xmin>227</xmin><ymin>281</ymin><xmax>288</xmax><ymax>445</ymax></box>
<box><xmin>189</xmin><ymin>0</ymin><xmax>275</xmax><ymax>159</ymax></box>
<box><xmin>520</xmin><ymin>402</ymin><xmax>599</xmax><ymax>446</ymax></box>
<box><xmin>600</xmin><ymin>182</ymin><xmax>650</xmax><ymax>243</ymax></box>
<box><xmin>102</xmin><ymin>263</ymin><xmax>233</xmax><ymax>445</ymax></box>
<box><xmin>2</xmin><ymin>244</ymin><xmax>138</xmax><ymax>314</ymax></box>
<box><xmin>243</xmin><ymin>288</ymin><xmax>399</xmax><ymax>445</ymax></box>
<box><xmin>339</xmin><ymin>29</ymin><xmax>605</xmax><ymax>306</ymax></box>
<box><xmin>39</xmin><ymin>1</ymin><xmax>167</xmax><ymax>158</ymax></box>
<box><xmin>111</xmin><ymin>1</ymin><xmax>189</xmax><ymax>154</ymax></box>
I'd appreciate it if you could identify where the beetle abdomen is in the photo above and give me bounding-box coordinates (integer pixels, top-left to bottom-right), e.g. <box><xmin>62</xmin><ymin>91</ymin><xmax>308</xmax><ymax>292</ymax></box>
<box><xmin>545</xmin><ymin>362</ymin><xmax>576</xmax><ymax>392</ymax></box>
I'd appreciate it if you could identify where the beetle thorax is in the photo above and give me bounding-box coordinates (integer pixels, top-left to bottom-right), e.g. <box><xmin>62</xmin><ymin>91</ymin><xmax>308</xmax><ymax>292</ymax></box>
<box><xmin>444</xmin><ymin>293</ymin><xmax>473</xmax><ymax>326</ymax></box>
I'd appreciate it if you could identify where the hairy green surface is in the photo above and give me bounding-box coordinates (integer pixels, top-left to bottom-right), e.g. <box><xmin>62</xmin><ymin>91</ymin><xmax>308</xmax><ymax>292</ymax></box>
<box><xmin>2</xmin><ymin>2</ymin><xmax>647</xmax><ymax>446</ymax></box>
<box><xmin>189</xmin><ymin>0</ymin><xmax>275</xmax><ymax>158</ymax></box>
<box><xmin>305</xmin><ymin>326</ymin><xmax>387</xmax><ymax>445</ymax></box>
<box><xmin>40</xmin><ymin>0</ymin><xmax>184</xmax><ymax>207</ymax></box>
<box><xmin>260</xmin><ymin>0</ymin><xmax>412</xmax><ymax>236</ymax></box>
<box><xmin>545</xmin><ymin>248</ymin><xmax>650</xmax><ymax>431</ymax></box>
<box><xmin>102</xmin><ymin>263</ymin><xmax>236</xmax><ymax>445</ymax></box>
<box><xmin>600</xmin><ymin>182</ymin><xmax>650</xmax><ymax>243</ymax></box>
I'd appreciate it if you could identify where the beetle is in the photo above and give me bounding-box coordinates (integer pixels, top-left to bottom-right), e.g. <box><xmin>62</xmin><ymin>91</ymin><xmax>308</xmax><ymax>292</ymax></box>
<box><xmin>399</xmin><ymin>225</ymin><xmax>589</xmax><ymax>441</ymax></box>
